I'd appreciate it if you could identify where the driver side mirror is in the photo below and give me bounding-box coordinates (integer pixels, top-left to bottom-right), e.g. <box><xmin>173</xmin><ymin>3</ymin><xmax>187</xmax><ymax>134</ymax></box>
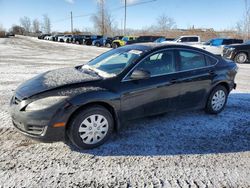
<box><xmin>130</xmin><ymin>69</ymin><xmax>151</xmax><ymax>80</ymax></box>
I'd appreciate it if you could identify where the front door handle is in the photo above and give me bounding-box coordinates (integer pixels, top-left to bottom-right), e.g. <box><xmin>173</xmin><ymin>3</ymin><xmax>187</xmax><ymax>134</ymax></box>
<box><xmin>209</xmin><ymin>70</ymin><xmax>216</xmax><ymax>75</ymax></box>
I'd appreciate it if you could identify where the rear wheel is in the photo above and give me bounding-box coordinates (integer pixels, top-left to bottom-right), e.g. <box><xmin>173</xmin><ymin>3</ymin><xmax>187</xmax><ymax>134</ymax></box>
<box><xmin>234</xmin><ymin>52</ymin><xmax>248</xmax><ymax>64</ymax></box>
<box><xmin>105</xmin><ymin>43</ymin><xmax>111</xmax><ymax>48</ymax></box>
<box><xmin>67</xmin><ymin>106</ymin><xmax>114</xmax><ymax>149</ymax></box>
<box><xmin>205</xmin><ymin>85</ymin><xmax>228</xmax><ymax>114</ymax></box>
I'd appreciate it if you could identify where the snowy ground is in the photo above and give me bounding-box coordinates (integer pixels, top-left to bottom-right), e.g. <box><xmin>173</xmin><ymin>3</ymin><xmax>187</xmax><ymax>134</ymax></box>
<box><xmin>0</xmin><ymin>36</ymin><xmax>249</xmax><ymax>187</ymax></box>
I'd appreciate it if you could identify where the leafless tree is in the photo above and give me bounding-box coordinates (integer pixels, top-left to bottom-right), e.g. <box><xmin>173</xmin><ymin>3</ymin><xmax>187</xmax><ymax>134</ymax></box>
<box><xmin>11</xmin><ymin>25</ymin><xmax>25</xmax><ymax>35</ymax></box>
<box><xmin>156</xmin><ymin>14</ymin><xmax>176</xmax><ymax>33</ymax></box>
<box><xmin>20</xmin><ymin>16</ymin><xmax>31</xmax><ymax>33</ymax></box>
<box><xmin>32</xmin><ymin>19</ymin><xmax>40</xmax><ymax>33</ymax></box>
<box><xmin>42</xmin><ymin>14</ymin><xmax>51</xmax><ymax>34</ymax></box>
<box><xmin>91</xmin><ymin>0</ymin><xmax>116</xmax><ymax>35</ymax></box>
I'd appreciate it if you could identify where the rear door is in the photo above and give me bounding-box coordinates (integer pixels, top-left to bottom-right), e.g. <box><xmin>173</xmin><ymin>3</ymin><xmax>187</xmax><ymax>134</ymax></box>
<box><xmin>174</xmin><ymin>49</ymin><xmax>217</xmax><ymax>109</ymax></box>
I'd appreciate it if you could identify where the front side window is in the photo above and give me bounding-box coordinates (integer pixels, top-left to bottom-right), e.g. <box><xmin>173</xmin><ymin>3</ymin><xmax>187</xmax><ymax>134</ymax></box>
<box><xmin>178</xmin><ymin>50</ymin><xmax>206</xmax><ymax>71</ymax></box>
<box><xmin>133</xmin><ymin>50</ymin><xmax>176</xmax><ymax>77</ymax></box>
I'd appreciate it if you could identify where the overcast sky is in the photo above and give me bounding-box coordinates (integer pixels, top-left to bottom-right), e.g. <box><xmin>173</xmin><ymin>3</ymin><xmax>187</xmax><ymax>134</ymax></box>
<box><xmin>0</xmin><ymin>0</ymin><xmax>246</xmax><ymax>32</ymax></box>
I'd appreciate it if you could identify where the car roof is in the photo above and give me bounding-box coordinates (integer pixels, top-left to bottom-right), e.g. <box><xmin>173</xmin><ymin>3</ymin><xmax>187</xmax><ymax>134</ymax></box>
<box><xmin>122</xmin><ymin>42</ymin><xmax>216</xmax><ymax>56</ymax></box>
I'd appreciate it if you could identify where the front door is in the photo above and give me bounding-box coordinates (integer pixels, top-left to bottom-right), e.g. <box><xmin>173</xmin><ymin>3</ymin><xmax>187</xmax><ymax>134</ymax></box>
<box><xmin>120</xmin><ymin>50</ymin><xmax>180</xmax><ymax>120</ymax></box>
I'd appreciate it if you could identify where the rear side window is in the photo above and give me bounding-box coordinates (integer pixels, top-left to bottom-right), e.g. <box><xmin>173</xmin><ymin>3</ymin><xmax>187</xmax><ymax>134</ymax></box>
<box><xmin>178</xmin><ymin>50</ymin><xmax>206</xmax><ymax>71</ymax></box>
<box><xmin>189</xmin><ymin>37</ymin><xmax>198</xmax><ymax>42</ymax></box>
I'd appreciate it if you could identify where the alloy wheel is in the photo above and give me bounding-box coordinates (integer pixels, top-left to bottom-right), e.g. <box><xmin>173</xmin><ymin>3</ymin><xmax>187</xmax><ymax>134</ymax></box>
<box><xmin>236</xmin><ymin>53</ymin><xmax>247</xmax><ymax>63</ymax></box>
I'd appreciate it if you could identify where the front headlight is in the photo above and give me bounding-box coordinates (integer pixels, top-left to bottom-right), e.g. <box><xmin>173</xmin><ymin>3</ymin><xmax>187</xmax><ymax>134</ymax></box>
<box><xmin>229</xmin><ymin>47</ymin><xmax>235</xmax><ymax>51</ymax></box>
<box><xmin>25</xmin><ymin>96</ymin><xmax>68</xmax><ymax>111</ymax></box>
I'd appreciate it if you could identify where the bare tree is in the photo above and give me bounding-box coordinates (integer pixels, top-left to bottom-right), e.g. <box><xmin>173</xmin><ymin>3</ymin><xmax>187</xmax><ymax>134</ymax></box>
<box><xmin>32</xmin><ymin>19</ymin><xmax>40</xmax><ymax>33</ymax></box>
<box><xmin>42</xmin><ymin>14</ymin><xmax>51</xmax><ymax>34</ymax></box>
<box><xmin>11</xmin><ymin>25</ymin><xmax>25</xmax><ymax>35</ymax></box>
<box><xmin>91</xmin><ymin>0</ymin><xmax>115</xmax><ymax>35</ymax></box>
<box><xmin>156</xmin><ymin>14</ymin><xmax>176</xmax><ymax>33</ymax></box>
<box><xmin>20</xmin><ymin>16</ymin><xmax>31</xmax><ymax>33</ymax></box>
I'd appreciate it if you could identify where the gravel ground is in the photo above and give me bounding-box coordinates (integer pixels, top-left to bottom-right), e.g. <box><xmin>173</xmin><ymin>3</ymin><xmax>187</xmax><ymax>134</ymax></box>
<box><xmin>0</xmin><ymin>36</ymin><xmax>249</xmax><ymax>188</ymax></box>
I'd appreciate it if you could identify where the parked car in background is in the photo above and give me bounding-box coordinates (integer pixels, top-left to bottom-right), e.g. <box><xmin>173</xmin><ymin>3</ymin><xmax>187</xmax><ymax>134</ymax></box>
<box><xmin>10</xmin><ymin>43</ymin><xmax>238</xmax><ymax>149</ymax></box>
<box><xmin>44</xmin><ymin>35</ymin><xmax>51</xmax><ymax>40</ymax></box>
<box><xmin>112</xmin><ymin>36</ymin><xmax>137</xmax><ymax>48</ymax></box>
<box><xmin>38</xmin><ymin>34</ymin><xmax>51</xmax><ymax>40</ymax></box>
<box><xmin>64</xmin><ymin>35</ymin><xmax>73</xmax><ymax>43</ymax></box>
<box><xmin>58</xmin><ymin>35</ymin><xmax>66</xmax><ymax>42</ymax></box>
<box><xmin>83</xmin><ymin>35</ymin><xmax>103</xmax><ymax>45</ymax></box>
<box><xmin>6</xmin><ymin>32</ymin><xmax>15</xmax><ymax>37</ymax></box>
<box><xmin>126</xmin><ymin>36</ymin><xmax>162</xmax><ymax>45</ymax></box>
<box><xmin>193</xmin><ymin>38</ymin><xmax>243</xmax><ymax>55</ymax></box>
<box><xmin>154</xmin><ymin>37</ymin><xmax>175</xmax><ymax>43</ymax></box>
<box><xmin>162</xmin><ymin>35</ymin><xmax>201</xmax><ymax>45</ymax></box>
<box><xmin>72</xmin><ymin>35</ymin><xmax>90</xmax><ymax>44</ymax></box>
<box><xmin>223</xmin><ymin>40</ymin><xmax>250</xmax><ymax>64</ymax></box>
<box><xmin>52</xmin><ymin>34</ymin><xmax>64</xmax><ymax>42</ymax></box>
<box><xmin>104</xmin><ymin>36</ymin><xmax>123</xmax><ymax>48</ymax></box>
<box><xmin>92</xmin><ymin>36</ymin><xmax>113</xmax><ymax>47</ymax></box>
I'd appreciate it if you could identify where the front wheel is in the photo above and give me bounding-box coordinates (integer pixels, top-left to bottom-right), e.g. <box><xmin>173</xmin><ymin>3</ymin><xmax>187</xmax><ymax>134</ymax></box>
<box><xmin>67</xmin><ymin>106</ymin><xmax>114</xmax><ymax>149</ymax></box>
<box><xmin>234</xmin><ymin>52</ymin><xmax>248</xmax><ymax>64</ymax></box>
<box><xmin>205</xmin><ymin>85</ymin><xmax>228</xmax><ymax>114</ymax></box>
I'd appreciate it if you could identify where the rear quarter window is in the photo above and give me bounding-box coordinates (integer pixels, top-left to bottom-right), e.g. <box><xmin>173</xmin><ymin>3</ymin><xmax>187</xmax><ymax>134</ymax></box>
<box><xmin>205</xmin><ymin>56</ymin><xmax>218</xmax><ymax>66</ymax></box>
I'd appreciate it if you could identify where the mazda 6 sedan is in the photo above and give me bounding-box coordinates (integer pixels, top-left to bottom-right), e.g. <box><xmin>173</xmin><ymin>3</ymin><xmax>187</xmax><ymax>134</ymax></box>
<box><xmin>10</xmin><ymin>43</ymin><xmax>238</xmax><ymax>149</ymax></box>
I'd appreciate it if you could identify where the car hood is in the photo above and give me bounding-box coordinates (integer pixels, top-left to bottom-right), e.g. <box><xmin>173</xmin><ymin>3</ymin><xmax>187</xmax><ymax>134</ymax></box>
<box><xmin>224</xmin><ymin>43</ymin><xmax>249</xmax><ymax>48</ymax></box>
<box><xmin>15</xmin><ymin>67</ymin><xmax>101</xmax><ymax>99</ymax></box>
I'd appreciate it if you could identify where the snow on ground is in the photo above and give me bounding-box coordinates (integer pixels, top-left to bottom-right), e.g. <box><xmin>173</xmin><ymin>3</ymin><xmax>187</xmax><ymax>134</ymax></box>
<box><xmin>0</xmin><ymin>36</ymin><xmax>249</xmax><ymax>187</ymax></box>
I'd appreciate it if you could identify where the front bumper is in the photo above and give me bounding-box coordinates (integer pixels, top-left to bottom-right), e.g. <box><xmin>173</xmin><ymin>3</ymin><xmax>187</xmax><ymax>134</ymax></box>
<box><xmin>223</xmin><ymin>49</ymin><xmax>236</xmax><ymax>60</ymax></box>
<box><xmin>10</xmin><ymin>98</ymin><xmax>75</xmax><ymax>142</ymax></box>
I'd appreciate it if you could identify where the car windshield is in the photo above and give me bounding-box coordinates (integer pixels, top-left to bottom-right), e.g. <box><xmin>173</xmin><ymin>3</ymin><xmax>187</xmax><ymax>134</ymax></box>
<box><xmin>204</xmin><ymin>39</ymin><xmax>223</xmax><ymax>46</ymax></box>
<box><xmin>83</xmin><ymin>48</ymin><xmax>144</xmax><ymax>78</ymax></box>
<box><xmin>122</xmin><ymin>37</ymin><xmax>129</xmax><ymax>41</ymax></box>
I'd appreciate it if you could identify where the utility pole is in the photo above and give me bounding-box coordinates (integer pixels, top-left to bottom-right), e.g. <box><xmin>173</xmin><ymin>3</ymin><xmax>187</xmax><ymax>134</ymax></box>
<box><xmin>101</xmin><ymin>0</ymin><xmax>105</xmax><ymax>35</ymax></box>
<box><xmin>124</xmin><ymin>0</ymin><xmax>127</xmax><ymax>35</ymax></box>
<box><xmin>70</xmin><ymin>11</ymin><xmax>73</xmax><ymax>33</ymax></box>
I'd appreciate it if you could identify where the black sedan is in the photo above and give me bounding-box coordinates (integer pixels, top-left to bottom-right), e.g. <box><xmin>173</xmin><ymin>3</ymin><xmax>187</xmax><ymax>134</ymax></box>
<box><xmin>10</xmin><ymin>44</ymin><xmax>238</xmax><ymax>149</ymax></box>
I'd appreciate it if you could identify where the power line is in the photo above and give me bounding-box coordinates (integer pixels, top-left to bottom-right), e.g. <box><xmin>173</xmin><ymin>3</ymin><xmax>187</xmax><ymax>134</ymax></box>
<box><xmin>52</xmin><ymin>0</ymin><xmax>157</xmax><ymax>26</ymax></box>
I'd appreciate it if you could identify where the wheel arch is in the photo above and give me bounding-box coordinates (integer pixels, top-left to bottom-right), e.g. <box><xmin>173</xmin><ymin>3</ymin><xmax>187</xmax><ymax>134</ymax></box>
<box><xmin>205</xmin><ymin>81</ymin><xmax>230</xmax><ymax>107</ymax></box>
<box><xmin>65</xmin><ymin>101</ymin><xmax>121</xmax><ymax>133</ymax></box>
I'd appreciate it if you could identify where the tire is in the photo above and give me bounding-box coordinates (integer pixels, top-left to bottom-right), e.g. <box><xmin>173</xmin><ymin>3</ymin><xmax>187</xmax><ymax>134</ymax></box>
<box><xmin>67</xmin><ymin>105</ymin><xmax>114</xmax><ymax>149</ymax></box>
<box><xmin>234</xmin><ymin>52</ymin><xmax>248</xmax><ymax>64</ymax></box>
<box><xmin>95</xmin><ymin>42</ymin><xmax>101</xmax><ymax>47</ymax></box>
<box><xmin>205</xmin><ymin>85</ymin><xmax>228</xmax><ymax>114</ymax></box>
<box><xmin>112</xmin><ymin>43</ymin><xmax>119</xmax><ymax>49</ymax></box>
<box><xmin>105</xmin><ymin>43</ymin><xmax>111</xmax><ymax>48</ymax></box>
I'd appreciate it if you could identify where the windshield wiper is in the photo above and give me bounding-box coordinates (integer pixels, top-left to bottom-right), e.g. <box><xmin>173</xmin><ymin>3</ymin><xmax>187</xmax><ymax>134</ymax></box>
<box><xmin>81</xmin><ymin>66</ymin><xmax>102</xmax><ymax>78</ymax></box>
